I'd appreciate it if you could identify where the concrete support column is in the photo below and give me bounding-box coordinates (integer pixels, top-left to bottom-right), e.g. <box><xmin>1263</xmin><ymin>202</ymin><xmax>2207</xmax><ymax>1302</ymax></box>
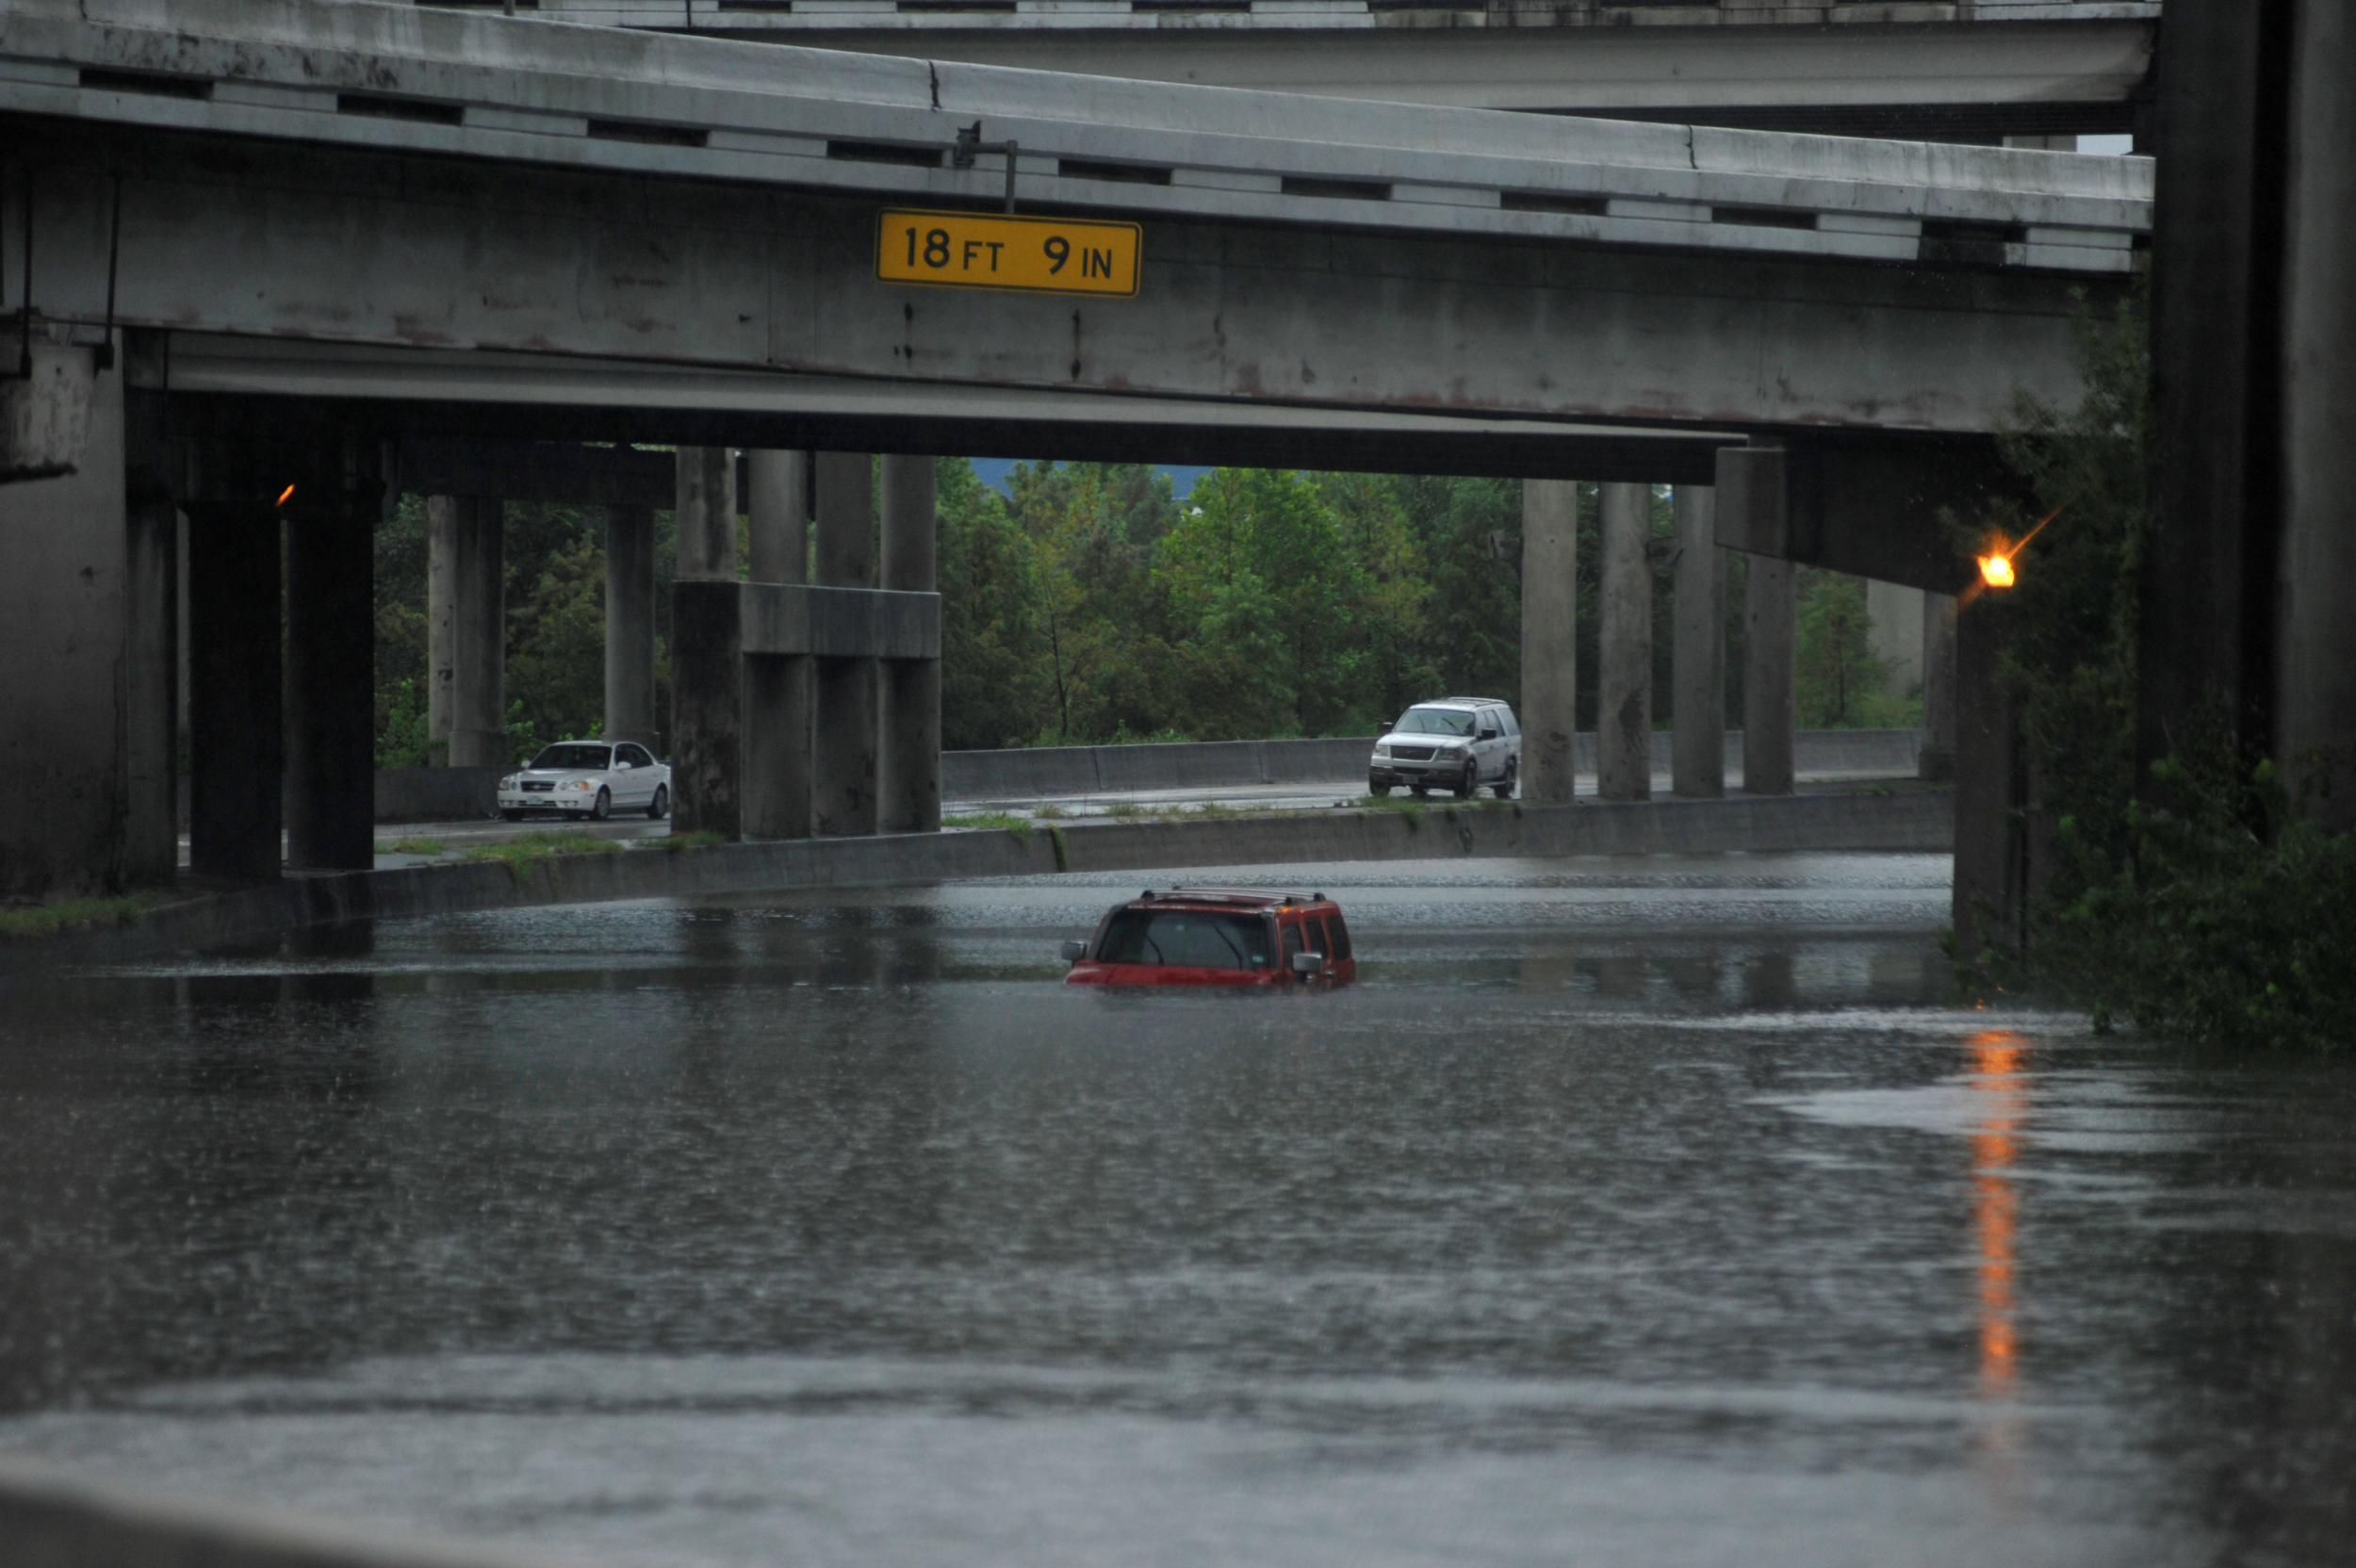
<box><xmin>1518</xmin><ymin>480</ymin><xmax>1579</xmax><ymax>806</ymax></box>
<box><xmin>2279</xmin><ymin>0</ymin><xmax>2356</xmax><ymax>827</ymax></box>
<box><xmin>1953</xmin><ymin>600</ymin><xmax>2023</xmax><ymax>958</ymax></box>
<box><xmin>674</xmin><ymin>446</ymin><xmax>737</xmax><ymax>581</ymax></box>
<box><xmin>744</xmin><ymin>450</ymin><xmax>813</xmax><ymax>839</ymax></box>
<box><xmin>188</xmin><ymin>498</ymin><xmax>283</xmax><ymax>881</ymax></box>
<box><xmin>1670</xmin><ymin>484</ymin><xmax>1725</xmax><ymax>799</ymax></box>
<box><xmin>604</xmin><ymin>504</ymin><xmax>657</xmax><ymax>747</ymax></box>
<box><xmin>878</xmin><ymin>454</ymin><xmax>940</xmax><ymax>834</ymax></box>
<box><xmin>1742</xmin><ymin>557</ymin><xmax>1796</xmax><ymax>796</ymax></box>
<box><xmin>284</xmin><ymin>444</ymin><xmax>380</xmax><ymax>872</ymax></box>
<box><xmin>670</xmin><ymin>448</ymin><xmax>741</xmax><ymax>832</ymax></box>
<box><xmin>813</xmin><ymin>452</ymin><xmax>879</xmax><ymax>837</ymax></box>
<box><xmin>122</xmin><ymin>333</ymin><xmax>179</xmax><ymax>886</ymax></box>
<box><xmin>1920</xmin><ymin>592</ymin><xmax>1958</xmax><ymax>782</ymax></box>
<box><xmin>426</xmin><ymin>498</ymin><xmax>456</xmax><ymax>760</ymax></box>
<box><xmin>669</xmin><ymin>580</ymin><xmax>744</xmax><ymax>839</ymax></box>
<box><xmin>1596</xmin><ymin>482</ymin><xmax>1653</xmax><ymax>802</ymax></box>
<box><xmin>444</xmin><ymin>498</ymin><xmax>506</xmax><ymax>768</ymax></box>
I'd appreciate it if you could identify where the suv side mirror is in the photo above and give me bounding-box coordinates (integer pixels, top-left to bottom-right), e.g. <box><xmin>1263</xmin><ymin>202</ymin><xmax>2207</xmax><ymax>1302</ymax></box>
<box><xmin>1479</xmin><ymin>727</ymin><xmax>1499</xmax><ymax>741</ymax></box>
<box><xmin>1060</xmin><ymin>940</ymin><xmax>1088</xmax><ymax>964</ymax></box>
<box><xmin>1291</xmin><ymin>951</ymin><xmax>1325</xmax><ymax>977</ymax></box>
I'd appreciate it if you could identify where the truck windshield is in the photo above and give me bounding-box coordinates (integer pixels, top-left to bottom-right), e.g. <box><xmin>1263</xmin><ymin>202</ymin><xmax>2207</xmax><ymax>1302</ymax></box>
<box><xmin>1395</xmin><ymin>708</ymin><xmax>1475</xmax><ymax>737</ymax></box>
<box><xmin>531</xmin><ymin>744</ymin><xmax>612</xmax><ymax>771</ymax></box>
<box><xmin>1096</xmin><ymin>909</ymin><xmax>1272</xmax><ymax>971</ymax></box>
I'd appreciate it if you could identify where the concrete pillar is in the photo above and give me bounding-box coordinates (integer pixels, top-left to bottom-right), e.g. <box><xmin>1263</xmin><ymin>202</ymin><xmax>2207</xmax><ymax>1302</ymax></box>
<box><xmin>670</xmin><ymin>447</ymin><xmax>741</xmax><ymax>831</ymax></box>
<box><xmin>0</xmin><ymin>333</ymin><xmax>168</xmax><ymax>898</ymax></box>
<box><xmin>1920</xmin><ymin>592</ymin><xmax>1958</xmax><ymax>782</ymax></box>
<box><xmin>284</xmin><ymin>445</ymin><xmax>379</xmax><ymax>872</ymax></box>
<box><xmin>1742</xmin><ymin>557</ymin><xmax>1796</xmax><ymax>795</ymax></box>
<box><xmin>813</xmin><ymin>452</ymin><xmax>878</xmax><ymax>837</ymax></box>
<box><xmin>1671</xmin><ymin>484</ymin><xmax>1726</xmax><ymax>799</ymax></box>
<box><xmin>1519</xmin><ymin>479</ymin><xmax>1579</xmax><ymax>805</ymax></box>
<box><xmin>745</xmin><ymin>449</ymin><xmax>809</xmax><ymax>584</ymax></box>
<box><xmin>122</xmin><ymin>332</ymin><xmax>179</xmax><ymax>886</ymax></box>
<box><xmin>604</xmin><ymin>504</ymin><xmax>656</xmax><ymax>746</ymax></box>
<box><xmin>445</xmin><ymin>498</ymin><xmax>506</xmax><ymax>768</ymax></box>
<box><xmin>426</xmin><ymin>497</ymin><xmax>456</xmax><ymax>760</ymax></box>
<box><xmin>2279</xmin><ymin>0</ymin><xmax>2356</xmax><ymax>827</ymax></box>
<box><xmin>1596</xmin><ymin>482</ymin><xmax>1652</xmax><ymax>802</ymax></box>
<box><xmin>669</xmin><ymin>580</ymin><xmax>743</xmax><ymax>839</ymax></box>
<box><xmin>878</xmin><ymin>454</ymin><xmax>940</xmax><ymax>834</ymax></box>
<box><xmin>743</xmin><ymin>450</ymin><xmax>813</xmax><ymax>838</ymax></box>
<box><xmin>1866</xmin><ymin>579</ymin><xmax>1926</xmax><ymax>696</ymax></box>
<box><xmin>674</xmin><ymin>446</ymin><xmax>737</xmax><ymax>581</ymax></box>
<box><xmin>1953</xmin><ymin>600</ymin><xmax>2023</xmax><ymax>958</ymax></box>
<box><xmin>188</xmin><ymin>496</ymin><xmax>283</xmax><ymax>881</ymax></box>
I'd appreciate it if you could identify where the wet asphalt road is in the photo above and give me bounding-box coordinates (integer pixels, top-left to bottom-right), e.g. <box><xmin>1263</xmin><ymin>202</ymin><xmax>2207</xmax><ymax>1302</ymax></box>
<box><xmin>1</xmin><ymin>855</ymin><xmax>2350</xmax><ymax>1566</ymax></box>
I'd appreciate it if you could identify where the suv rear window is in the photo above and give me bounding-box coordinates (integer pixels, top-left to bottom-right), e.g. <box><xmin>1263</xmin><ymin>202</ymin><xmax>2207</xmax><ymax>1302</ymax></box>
<box><xmin>1321</xmin><ymin>910</ymin><xmax>1352</xmax><ymax>962</ymax></box>
<box><xmin>1099</xmin><ymin>909</ymin><xmax>1273</xmax><ymax>971</ymax></box>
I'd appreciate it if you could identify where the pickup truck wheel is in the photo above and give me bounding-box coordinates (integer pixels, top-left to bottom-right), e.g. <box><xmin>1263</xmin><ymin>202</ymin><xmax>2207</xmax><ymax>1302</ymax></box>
<box><xmin>1453</xmin><ymin>761</ymin><xmax>1478</xmax><ymax>799</ymax></box>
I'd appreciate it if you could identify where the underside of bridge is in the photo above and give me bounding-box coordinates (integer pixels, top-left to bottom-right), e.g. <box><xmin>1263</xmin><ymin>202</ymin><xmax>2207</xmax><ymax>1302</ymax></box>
<box><xmin>0</xmin><ymin>0</ymin><xmax>2174</xmax><ymax>934</ymax></box>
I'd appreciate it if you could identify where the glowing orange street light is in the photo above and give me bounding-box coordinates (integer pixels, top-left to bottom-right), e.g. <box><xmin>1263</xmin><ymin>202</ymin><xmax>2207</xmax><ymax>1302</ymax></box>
<box><xmin>276</xmin><ymin>484</ymin><xmax>297</xmax><ymax>508</ymax></box>
<box><xmin>1979</xmin><ymin>553</ymin><xmax>2017</xmax><ymax>590</ymax></box>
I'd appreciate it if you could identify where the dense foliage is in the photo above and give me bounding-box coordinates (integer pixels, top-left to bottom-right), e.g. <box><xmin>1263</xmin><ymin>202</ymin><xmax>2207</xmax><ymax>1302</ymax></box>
<box><xmin>1963</xmin><ymin>294</ymin><xmax>2354</xmax><ymax>1052</ymax></box>
<box><xmin>371</xmin><ymin>461</ymin><xmax>1916</xmax><ymax>763</ymax></box>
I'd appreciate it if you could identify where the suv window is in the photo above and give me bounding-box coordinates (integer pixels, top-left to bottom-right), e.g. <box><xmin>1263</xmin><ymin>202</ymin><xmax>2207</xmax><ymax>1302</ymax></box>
<box><xmin>1281</xmin><ymin>922</ymin><xmax>1305</xmax><ymax>963</ymax></box>
<box><xmin>1322</xmin><ymin>909</ymin><xmax>1352</xmax><ymax>962</ymax></box>
<box><xmin>1501</xmin><ymin>709</ymin><xmax>1519</xmax><ymax>738</ymax></box>
<box><xmin>1100</xmin><ymin>909</ymin><xmax>1271</xmax><ymax>971</ymax></box>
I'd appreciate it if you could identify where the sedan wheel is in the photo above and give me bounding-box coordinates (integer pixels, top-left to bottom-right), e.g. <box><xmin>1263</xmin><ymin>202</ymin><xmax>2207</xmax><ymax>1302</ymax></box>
<box><xmin>647</xmin><ymin>784</ymin><xmax>669</xmax><ymax>821</ymax></box>
<box><xmin>500</xmin><ymin>809</ymin><xmax>524</xmax><ymax>823</ymax></box>
<box><xmin>591</xmin><ymin>787</ymin><xmax>611</xmax><ymax>822</ymax></box>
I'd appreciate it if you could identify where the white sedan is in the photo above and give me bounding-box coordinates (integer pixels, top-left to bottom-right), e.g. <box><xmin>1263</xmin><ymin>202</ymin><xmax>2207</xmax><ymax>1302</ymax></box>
<box><xmin>498</xmin><ymin>741</ymin><xmax>671</xmax><ymax>822</ymax></box>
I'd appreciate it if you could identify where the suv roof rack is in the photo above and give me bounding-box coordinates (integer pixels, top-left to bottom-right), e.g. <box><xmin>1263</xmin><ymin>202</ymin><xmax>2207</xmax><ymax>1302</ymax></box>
<box><xmin>1157</xmin><ymin>886</ymin><xmax>1328</xmax><ymax>906</ymax></box>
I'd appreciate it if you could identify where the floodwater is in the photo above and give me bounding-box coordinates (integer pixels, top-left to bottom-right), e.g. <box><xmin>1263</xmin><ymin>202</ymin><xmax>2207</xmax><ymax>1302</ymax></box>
<box><xmin>1</xmin><ymin>855</ymin><xmax>2350</xmax><ymax>1567</ymax></box>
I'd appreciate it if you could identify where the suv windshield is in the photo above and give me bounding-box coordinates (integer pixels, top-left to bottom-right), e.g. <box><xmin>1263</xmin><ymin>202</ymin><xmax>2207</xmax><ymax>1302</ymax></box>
<box><xmin>530</xmin><ymin>744</ymin><xmax>612</xmax><ymax>771</ymax></box>
<box><xmin>1097</xmin><ymin>909</ymin><xmax>1273</xmax><ymax>971</ymax></box>
<box><xmin>1394</xmin><ymin>707</ymin><xmax>1476</xmax><ymax>737</ymax></box>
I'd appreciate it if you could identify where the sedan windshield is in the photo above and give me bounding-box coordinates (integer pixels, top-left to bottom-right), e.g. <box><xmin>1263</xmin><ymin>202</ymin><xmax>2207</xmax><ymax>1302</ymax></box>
<box><xmin>530</xmin><ymin>744</ymin><xmax>612</xmax><ymax>771</ymax></box>
<box><xmin>1394</xmin><ymin>707</ymin><xmax>1475</xmax><ymax>737</ymax></box>
<box><xmin>1096</xmin><ymin>909</ymin><xmax>1272</xmax><ymax>971</ymax></box>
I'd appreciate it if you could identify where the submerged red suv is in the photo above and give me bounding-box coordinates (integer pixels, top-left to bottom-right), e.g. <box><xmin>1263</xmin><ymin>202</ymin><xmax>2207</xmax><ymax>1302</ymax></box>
<box><xmin>1060</xmin><ymin>889</ymin><xmax>1358</xmax><ymax>988</ymax></box>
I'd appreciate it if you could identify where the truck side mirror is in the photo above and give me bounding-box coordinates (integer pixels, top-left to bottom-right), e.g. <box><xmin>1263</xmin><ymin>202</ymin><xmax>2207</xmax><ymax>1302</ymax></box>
<box><xmin>1291</xmin><ymin>951</ymin><xmax>1325</xmax><ymax>977</ymax></box>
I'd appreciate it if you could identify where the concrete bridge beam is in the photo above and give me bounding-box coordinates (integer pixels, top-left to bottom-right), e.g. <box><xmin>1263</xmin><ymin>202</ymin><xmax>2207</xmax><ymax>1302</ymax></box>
<box><xmin>1518</xmin><ymin>479</ymin><xmax>1579</xmax><ymax>807</ymax></box>
<box><xmin>1672</xmin><ymin>484</ymin><xmax>1726</xmax><ymax>800</ymax></box>
<box><xmin>1597</xmin><ymin>482</ymin><xmax>1654</xmax><ymax>803</ymax></box>
<box><xmin>186</xmin><ymin>492</ymin><xmax>282</xmax><ymax>882</ymax></box>
<box><xmin>671</xmin><ymin>447</ymin><xmax>743</xmax><ymax>838</ymax></box>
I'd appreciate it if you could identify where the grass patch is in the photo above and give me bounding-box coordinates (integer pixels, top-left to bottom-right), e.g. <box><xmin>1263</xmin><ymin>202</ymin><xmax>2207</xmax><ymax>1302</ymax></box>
<box><xmin>646</xmin><ymin>830</ymin><xmax>727</xmax><ymax>854</ymax></box>
<box><xmin>1033</xmin><ymin>802</ymin><xmax>1072</xmax><ymax>821</ymax></box>
<box><xmin>944</xmin><ymin>811</ymin><xmax>1032</xmax><ymax>835</ymax></box>
<box><xmin>462</xmin><ymin>830</ymin><xmax>624</xmax><ymax>880</ymax></box>
<box><xmin>376</xmin><ymin>836</ymin><xmax>447</xmax><ymax>857</ymax></box>
<box><xmin>0</xmin><ymin>890</ymin><xmax>167</xmax><ymax>940</ymax></box>
<box><xmin>1103</xmin><ymin>801</ymin><xmax>1147</xmax><ymax>820</ymax></box>
<box><xmin>1185</xmin><ymin>802</ymin><xmax>1239</xmax><ymax>821</ymax></box>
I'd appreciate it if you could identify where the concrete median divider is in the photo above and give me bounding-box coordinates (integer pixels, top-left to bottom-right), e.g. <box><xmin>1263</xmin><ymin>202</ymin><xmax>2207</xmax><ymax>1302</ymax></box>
<box><xmin>14</xmin><ymin>788</ymin><xmax>1951</xmax><ymax>970</ymax></box>
<box><xmin>364</xmin><ymin>731</ymin><xmax>1922</xmax><ymax>822</ymax></box>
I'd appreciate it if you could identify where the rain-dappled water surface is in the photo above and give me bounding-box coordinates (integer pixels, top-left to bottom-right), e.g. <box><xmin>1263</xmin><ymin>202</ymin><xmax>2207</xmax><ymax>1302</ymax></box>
<box><xmin>2</xmin><ymin>854</ymin><xmax>2352</xmax><ymax>1566</ymax></box>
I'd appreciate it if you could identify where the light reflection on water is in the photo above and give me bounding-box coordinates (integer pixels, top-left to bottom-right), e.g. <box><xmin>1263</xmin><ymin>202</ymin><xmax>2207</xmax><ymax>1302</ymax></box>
<box><xmin>0</xmin><ymin>855</ymin><xmax>2351</xmax><ymax>1567</ymax></box>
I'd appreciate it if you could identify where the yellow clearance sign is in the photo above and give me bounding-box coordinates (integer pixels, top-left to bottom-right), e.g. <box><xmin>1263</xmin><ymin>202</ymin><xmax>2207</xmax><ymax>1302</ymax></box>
<box><xmin>876</xmin><ymin>209</ymin><xmax>1140</xmax><ymax>298</ymax></box>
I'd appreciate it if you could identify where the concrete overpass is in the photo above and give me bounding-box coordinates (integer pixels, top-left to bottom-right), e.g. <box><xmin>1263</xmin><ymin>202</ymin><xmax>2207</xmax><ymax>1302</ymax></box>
<box><xmin>0</xmin><ymin>0</ymin><xmax>2150</xmax><ymax>917</ymax></box>
<box><xmin>531</xmin><ymin>0</ymin><xmax>2160</xmax><ymax>140</ymax></box>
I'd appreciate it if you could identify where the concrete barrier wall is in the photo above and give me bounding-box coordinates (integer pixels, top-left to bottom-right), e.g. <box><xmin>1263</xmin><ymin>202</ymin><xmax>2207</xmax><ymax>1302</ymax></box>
<box><xmin>18</xmin><ymin>788</ymin><xmax>1951</xmax><ymax>971</ymax></box>
<box><xmin>362</xmin><ymin>731</ymin><xmax>1921</xmax><ymax>822</ymax></box>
